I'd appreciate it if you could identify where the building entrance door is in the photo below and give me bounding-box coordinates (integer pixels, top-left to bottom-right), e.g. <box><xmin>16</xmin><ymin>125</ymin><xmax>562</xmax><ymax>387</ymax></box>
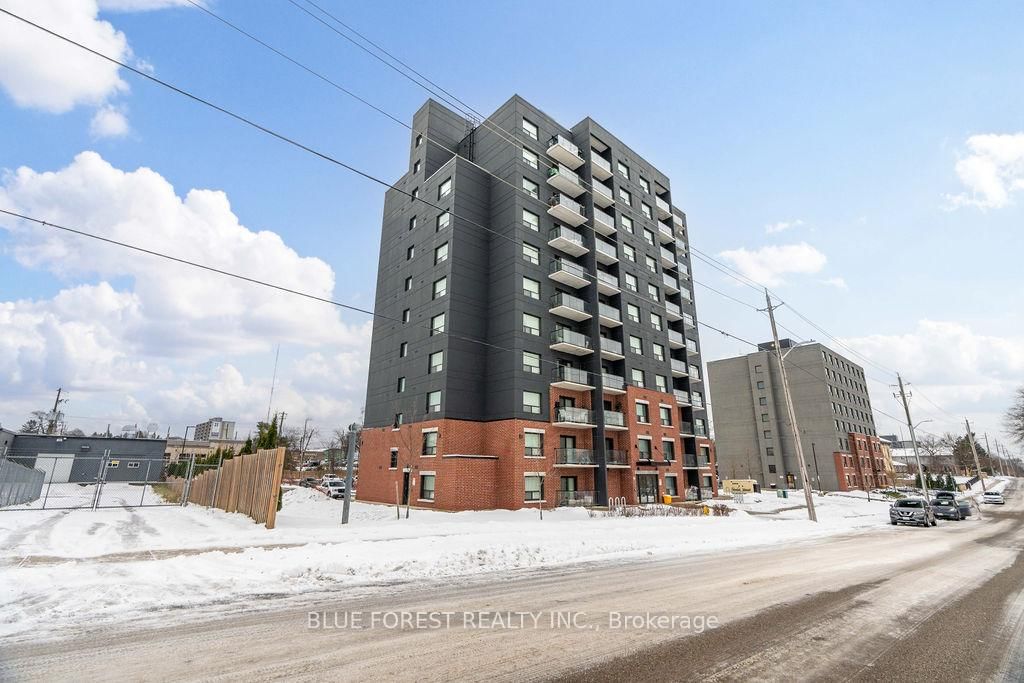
<box><xmin>402</xmin><ymin>470</ymin><xmax>410</xmax><ymax>505</ymax></box>
<box><xmin>636</xmin><ymin>473</ymin><xmax>658</xmax><ymax>504</ymax></box>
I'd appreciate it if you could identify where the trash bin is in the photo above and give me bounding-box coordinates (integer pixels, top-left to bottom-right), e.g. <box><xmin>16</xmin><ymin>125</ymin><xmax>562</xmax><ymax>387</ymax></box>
<box><xmin>777</xmin><ymin>490</ymin><xmax>789</xmax><ymax>499</ymax></box>
<box><xmin>662</xmin><ymin>494</ymin><xmax>673</xmax><ymax>505</ymax></box>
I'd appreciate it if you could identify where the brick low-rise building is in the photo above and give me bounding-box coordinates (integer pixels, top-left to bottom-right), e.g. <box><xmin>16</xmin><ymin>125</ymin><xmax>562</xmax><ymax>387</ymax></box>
<box><xmin>359</xmin><ymin>96</ymin><xmax>715</xmax><ymax>510</ymax></box>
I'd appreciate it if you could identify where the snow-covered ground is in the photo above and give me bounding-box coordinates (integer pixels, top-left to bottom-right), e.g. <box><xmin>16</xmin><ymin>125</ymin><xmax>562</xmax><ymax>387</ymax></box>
<box><xmin>0</xmin><ymin>480</ymin><xmax>1009</xmax><ymax>644</ymax></box>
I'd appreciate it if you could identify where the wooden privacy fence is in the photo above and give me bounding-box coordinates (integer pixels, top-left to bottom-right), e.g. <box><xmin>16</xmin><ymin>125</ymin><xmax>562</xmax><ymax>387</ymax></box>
<box><xmin>170</xmin><ymin>448</ymin><xmax>286</xmax><ymax>529</ymax></box>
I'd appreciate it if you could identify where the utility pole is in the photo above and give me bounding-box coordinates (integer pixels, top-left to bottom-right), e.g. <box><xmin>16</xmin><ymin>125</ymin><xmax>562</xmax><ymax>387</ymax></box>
<box><xmin>265</xmin><ymin>344</ymin><xmax>280</xmax><ymax>424</ymax></box>
<box><xmin>47</xmin><ymin>387</ymin><xmax>66</xmax><ymax>435</ymax></box>
<box><xmin>895</xmin><ymin>374</ymin><xmax>930</xmax><ymax>503</ymax></box>
<box><xmin>965</xmin><ymin>418</ymin><xmax>986</xmax><ymax>492</ymax></box>
<box><xmin>763</xmin><ymin>290</ymin><xmax>817</xmax><ymax>522</ymax></box>
<box><xmin>299</xmin><ymin>418</ymin><xmax>310</xmax><ymax>462</ymax></box>
<box><xmin>341</xmin><ymin>422</ymin><xmax>360</xmax><ymax>525</ymax></box>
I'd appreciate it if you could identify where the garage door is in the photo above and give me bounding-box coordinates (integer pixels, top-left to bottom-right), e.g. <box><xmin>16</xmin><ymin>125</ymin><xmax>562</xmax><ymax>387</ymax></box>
<box><xmin>35</xmin><ymin>455</ymin><xmax>74</xmax><ymax>483</ymax></box>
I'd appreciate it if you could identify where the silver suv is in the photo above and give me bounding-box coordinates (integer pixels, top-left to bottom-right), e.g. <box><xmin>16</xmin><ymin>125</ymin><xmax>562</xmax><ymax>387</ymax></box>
<box><xmin>890</xmin><ymin>498</ymin><xmax>937</xmax><ymax>527</ymax></box>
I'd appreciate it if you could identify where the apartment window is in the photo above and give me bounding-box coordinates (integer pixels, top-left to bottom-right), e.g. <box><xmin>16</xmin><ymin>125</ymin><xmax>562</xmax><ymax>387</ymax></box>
<box><xmin>522</xmin><ymin>208</ymin><xmax>540</xmax><ymax>231</ymax></box>
<box><xmin>635</xmin><ymin>402</ymin><xmax>650</xmax><ymax>424</ymax></box>
<box><xmin>411</xmin><ymin>187</ymin><xmax>419</xmax><ymax>201</ymax></box>
<box><xmin>768</xmin><ymin>464</ymin><xmax>777</xmax><ymax>474</ymax></box>
<box><xmin>413</xmin><ymin>159</ymin><xmax>421</xmax><ymax>174</ymax></box>
<box><xmin>663</xmin><ymin>439</ymin><xmax>676</xmax><ymax>460</ymax></box>
<box><xmin>524</xmin><ymin>431</ymin><xmax>543</xmax><ymax>457</ymax></box>
<box><xmin>643</xmin><ymin>255</ymin><xmax>657</xmax><ymax>275</ymax></box>
<box><xmin>396</xmin><ymin>376</ymin><xmax>406</xmax><ymax>393</ymax></box>
<box><xmin>429</xmin><ymin>350</ymin><xmax>443</xmax><ymax>374</ymax></box>
<box><xmin>763</xmin><ymin>430</ymin><xmax>772</xmax><ymax>439</ymax></box>
<box><xmin>432</xmin><ymin>276</ymin><xmax>447</xmax><ymax>299</ymax></box>
<box><xmin>757</xmin><ymin>380</ymin><xmax>765</xmax><ymax>389</ymax></box>
<box><xmin>695</xmin><ymin>418</ymin><xmax>706</xmax><ymax>436</ymax></box>
<box><xmin>409</xmin><ymin>216</ymin><xmax>417</xmax><ymax>231</ymax></box>
<box><xmin>523</xmin><ymin>242</ymin><xmax>540</xmax><ymax>265</ymax></box>
<box><xmin>637</xmin><ymin>438</ymin><xmax>652</xmax><ymax>459</ymax></box>
<box><xmin>665</xmin><ymin>474</ymin><xmax>678</xmax><ymax>496</ymax></box>
<box><xmin>522</xmin><ymin>118</ymin><xmax>538</xmax><ymax>140</ymax></box>
<box><xmin>402</xmin><ymin>309</ymin><xmax>411</xmax><ymax>324</ymax></box>
<box><xmin>390</xmin><ymin>449</ymin><xmax>399</xmax><ymax>468</ymax></box>
<box><xmin>628</xmin><ymin>334</ymin><xmax>643</xmax><ymax>355</ymax></box>
<box><xmin>430</xmin><ymin>312</ymin><xmax>445</xmax><ymax>335</ymax></box>
<box><xmin>523</xmin><ymin>391</ymin><xmax>542</xmax><ymax>414</ymax></box>
<box><xmin>618</xmin><ymin>187</ymin><xmax>632</xmax><ymax>205</ymax></box>
<box><xmin>420</xmin><ymin>474</ymin><xmax>435</xmax><ymax>500</ymax></box>
<box><xmin>404</xmin><ymin>276</ymin><xmax>413</xmax><ymax>292</ymax></box>
<box><xmin>761</xmin><ymin>413</ymin><xmax>769</xmax><ymax>422</ymax></box>
<box><xmin>643</xmin><ymin>229</ymin><xmax>656</xmax><ymax>247</ymax></box>
<box><xmin>523</xmin><ymin>351</ymin><xmax>541</xmax><ymax>374</ymax></box>
<box><xmin>631</xmin><ymin>368</ymin><xmax>645</xmax><ymax>388</ymax></box>
<box><xmin>624</xmin><ymin>273</ymin><xmax>638</xmax><ymax>292</ymax></box>
<box><xmin>523</xmin><ymin>276</ymin><xmax>541</xmax><ymax>300</ymax></box>
<box><xmin>655</xmin><ymin>375</ymin><xmax>668</xmax><ymax>392</ymax></box>
<box><xmin>399</xmin><ymin>341</ymin><xmax>408</xmax><ymax>358</ymax></box>
<box><xmin>651</xmin><ymin>313</ymin><xmax>663</xmax><ymax>332</ymax></box>
<box><xmin>621</xmin><ymin>215</ymin><xmax>634</xmax><ymax>233</ymax></box>
<box><xmin>755</xmin><ymin>364</ymin><xmax>763</xmax><ymax>373</ymax></box>
<box><xmin>653</xmin><ymin>343</ymin><xmax>665</xmax><ymax>362</ymax></box>
<box><xmin>660</xmin><ymin>406</ymin><xmax>672</xmax><ymax>426</ymax></box>
<box><xmin>623</xmin><ymin>244</ymin><xmax>636</xmax><ymax>262</ymax></box>
<box><xmin>523</xmin><ymin>177</ymin><xmax>539</xmax><ymax>199</ymax></box>
<box><xmin>690</xmin><ymin>364</ymin><xmax>701</xmax><ymax>380</ymax></box>
<box><xmin>414</xmin><ymin>134</ymin><xmax>423</xmax><ymax>148</ymax></box>
<box><xmin>639</xmin><ymin>177</ymin><xmax>650</xmax><ymax>194</ymax></box>
<box><xmin>523</xmin><ymin>313</ymin><xmax>541</xmax><ymax>336</ymax></box>
<box><xmin>434</xmin><ymin>242</ymin><xmax>449</xmax><ymax>264</ymax></box>
<box><xmin>617</xmin><ymin>161</ymin><xmax>630</xmax><ymax>180</ymax></box>
<box><xmin>759</xmin><ymin>397</ymin><xmax>767</xmax><ymax>406</ymax></box>
<box><xmin>626</xmin><ymin>303</ymin><xmax>641</xmax><ymax>323</ymax></box>
<box><xmin>648</xmin><ymin>284</ymin><xmax>660</xmax><ymax>301</ymax></box>
<box><xmin>426</xmin><ymin>390</ymin><xmax>441</xmax><ymax>412</ymax></box>
<box><xmin>524</xmin><ymin>474</ymin><xmax>544</xmax><ymax>501</ymax></box>
<box><xmin>522</xmin><ymin>146</ymin><xmax>539</xmax><ymax>169</ymax></box>
<box><xmin>436</xmin><ymin>211</ymin><xmax>450</xmax><ymax>231</ymax></box>
<box><xmin>766</xmin><ymin>447</ymin><xmax>775</xmax><ymax>457</ymax></box>
<box><xmin>438</xmin><ymin>177</ymin><xmax>452</xmax><ymax>199</ymax></box>
<box><xmin>406</xmin><ymin>245</ymin><xmax>415</xmax><ymax>260</ymax></box>
<box><xmin>641</xmin><ymin>203</ymin><xmax>653</xmax><ymax>220</ymax></box>
<box><xmin>421</xmin><ymin>431</ymin><xmax>438</xmax><ymax>456</ymax></box>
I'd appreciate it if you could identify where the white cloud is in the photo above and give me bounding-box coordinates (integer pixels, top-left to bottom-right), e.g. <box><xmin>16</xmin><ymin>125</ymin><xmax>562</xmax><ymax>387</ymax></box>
<box><xmin>820</xmin><ymin>277</ymin><xmax>848</xmax><ymax>290</ymax></box>
<box><xmin>945</xmin><ymin>133</ymin><xmax>1024</xmax><ymax>209</ymax></box>
<box><xmin>765</xmin><ymin>219</ymin><xmax>804</xmax><ymax>234</ymax></box>
<box><xmin>89</xmin><ymin>104</ymin><xmax>130</xmax><ymax>138</ymax></box>
<box><xmin>0</xmin><ymin>152</ymin><xmax>371</xmax><ymax>433</ymax></box>
<box><xmin>717</xmin><ymin>242</ymin><xmax>828</xmax><ymax>287</ymax></box>
<box><xmin>0</xmin><ymin>0</ymin><xmax>130</xmax><ymax>113</ymax></box>
<box><xmin>97</xmin><ymin>0</ymin><xmax>197</xmax><ymax>10</ymax></box>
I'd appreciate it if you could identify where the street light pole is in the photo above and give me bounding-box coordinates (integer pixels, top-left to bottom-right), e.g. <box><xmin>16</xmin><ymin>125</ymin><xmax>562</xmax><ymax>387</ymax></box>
<box><xmin>341</xmin><ymin>422</ymin><xmax>360</xmax><ymax>525</ymax></box>
<box><xmin>895</xmin><ymin>374</ymin><xmax>930</xmax><ymax>503</ymax></box>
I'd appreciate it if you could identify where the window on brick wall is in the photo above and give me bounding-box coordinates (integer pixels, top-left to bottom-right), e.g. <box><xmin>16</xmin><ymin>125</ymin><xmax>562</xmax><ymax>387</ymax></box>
<box><xmin>420</xmin><ymin>474</ymin><xmax>435</xmax><ymax>500</ymax></box>
<box><xmin>663</xmin><ymin>439</ymin><xmax>675</xmax><ymax>461</ymax></box>
<box><xmin>421</xmin><ymin>431</ymin><xmax>438</xmax><ymax>456</ymax></box>
<box><xmin>389</xmin><ymin>449</ymin><xmax>398</xmax><ymax>468</ymax></box>
<box><xmin>524</xmin><ymin>474</ymin><xmax>544</xmax><ymax>501</ymax></box>
<box><xmin>660</xmin><ymin>405</ymin><xmax>672</xmax><ymax>426</ymax></box>
<box><xmin>635</xmin><ymin>402</ymin><xmax>650</xmax><ymax>424</ymax></box>
<box><xmin>524</xmin><ymin>431</ymin><xmax>543</xmax><ymax>457</ymax></box>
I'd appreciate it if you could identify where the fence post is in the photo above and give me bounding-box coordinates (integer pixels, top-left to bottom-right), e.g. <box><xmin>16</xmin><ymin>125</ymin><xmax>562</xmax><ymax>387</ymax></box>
<box><xmin>211</xmin><ymin>450</ymin><xmax>225</xmax><ymax>508</ymax></box>
<box><xmin>41</xmin><ymin>456</ymin><xmax>59</xmax><ymax>510</ymax></box>
<box><xmin>139</xmin><ymin>459</ymin><xmax>152</xmax><ymax>507</ymax></box>
<box><xmin>92</xmin><ymin>450</ymin><xmax>109</xmax><ymax>512</ymax></box>
<box><xmin>182</xmin><ymin>454</ymin><xmax>196</xmax><ymax>507</ymax></box>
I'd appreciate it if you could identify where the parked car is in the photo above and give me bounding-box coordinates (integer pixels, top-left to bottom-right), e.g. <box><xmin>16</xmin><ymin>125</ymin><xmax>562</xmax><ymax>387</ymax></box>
<box><xmin>326</xmin><ymin>482</ymin><xmax>347</xmax><ymax>499</ymax></box>
<box><xmin>983</xmin><ymin>491</ymin><xmax>1005</xmax><ymax>505</ymax></box>
<box><xmin>933</xmin><ymin>491</ymin><xmax>972</xmax><ymax>517</ymax></box>
<box><xmin>890</xmin><ymin>498</ymin><xmax>936</xmax><ymax>527</ymax></box>
<box><xmin>299</xmin><ymin>477</ymin><xmax>318</xmax><ymax>488</ymax></box>
<box><xmin>930</xmin><ymin>498</ymin><xmax>963</xmax><ymax>521</ymax></box>
<box><xmin>321</xmin><ymin>474</ymin><xmax>341</xmax><ymax>486</ymax></box>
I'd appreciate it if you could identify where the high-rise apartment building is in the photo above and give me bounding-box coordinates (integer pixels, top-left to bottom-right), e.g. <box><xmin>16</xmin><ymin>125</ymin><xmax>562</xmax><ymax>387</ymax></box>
<box><xmin>359</xmin><ymin>96</ymin><xmax>713</xmax><ymax>511</ymax></box>
<box><xmin>707</xmin><ymin>339</ymin><xmax>889</xmax><ymax>492</ymax></box>
<box><xmin>194</xmin><ymin>417</ymin><xmax>235</xmax><ymax>443</ymax></box>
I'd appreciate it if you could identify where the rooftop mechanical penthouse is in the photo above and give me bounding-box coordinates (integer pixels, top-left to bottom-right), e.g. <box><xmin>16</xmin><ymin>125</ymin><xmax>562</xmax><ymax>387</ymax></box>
<box><xmin>360</xmin><ymin>96</ymin><xmax>714</xmax><ymax>511</ymax></box>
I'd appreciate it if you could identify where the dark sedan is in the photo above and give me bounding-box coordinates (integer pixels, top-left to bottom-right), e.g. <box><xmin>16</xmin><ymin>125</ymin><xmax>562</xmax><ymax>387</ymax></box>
<box><xmin>930</xmin><ymin>498</ymin><xmax>963</xmax><ymax>521</ymax></box>
<box><xmin>890</xmin><ymin>498</ymin><xmax>937</xmax><ymax>527</ymax></box>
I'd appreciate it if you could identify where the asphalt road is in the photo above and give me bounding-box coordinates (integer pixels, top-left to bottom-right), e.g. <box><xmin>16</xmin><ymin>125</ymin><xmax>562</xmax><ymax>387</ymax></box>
<box><xmin>1</xmin><ymin>483</ymin><xmax>1021</xmax><ymax>683</ymax></box>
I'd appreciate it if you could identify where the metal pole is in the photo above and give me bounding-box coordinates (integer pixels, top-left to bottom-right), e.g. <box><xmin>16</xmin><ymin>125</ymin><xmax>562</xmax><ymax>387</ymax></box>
<box><xmin>182</xmin><ymin>453</ymin><xmax>196</xmax><ymax>506</ymax></box>
<box><xmin>341</xmin><ymin>423</ymin><xmax>359</xmax><ymax>525</ymax></box>
<box><xmin>211</xmin><ymin>449</ymin><xmax>225</xmax><ymax>508</ymax></box>
<box><xmin>965</xmin><ymin>419</ymin><xmax>986</xmax><ymax>493</ymax></box>
<box><xmin>764</xmin><ymin>290</ymin><xmax>817</xmax><ymax>522</ymax></box>
<box><xmin>41</xmin><ymin>455</ymin><xmax>58</xmax><ymax>509</ymax></box>
<box><xmin>811</xmin><ymin>442</ymin><xmax>821</xmax><ymax>494</ymax></box>
<box><xmin>92</xmin><ymin>450</ymin><xmax>109</xmax><ymax>511</ymax></box>
<box><xmin>139</xmin><ymin>459</ymin><xmax>151</xmax><ymax>506</ymax></box>
<box><xmin>896</xmin><ymin>374</ymin><xmax>929</xmax><ymax>503</ymax></box>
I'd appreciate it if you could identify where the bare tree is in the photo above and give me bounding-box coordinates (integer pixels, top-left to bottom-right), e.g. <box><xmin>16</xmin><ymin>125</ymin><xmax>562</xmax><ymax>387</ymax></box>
<box><xmin>1006</xmin><ymin>387</ymin><xmax>1024</xmax><ymax>444</ymax></box>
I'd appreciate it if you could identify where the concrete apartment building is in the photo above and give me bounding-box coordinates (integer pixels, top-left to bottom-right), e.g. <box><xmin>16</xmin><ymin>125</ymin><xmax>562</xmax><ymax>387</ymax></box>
<box><xmin>194</xmin><ymin>417</ymin><xmax>236</xmax><ymax>442</ymax></box>
<box><xmin>359</xmin><ymin>95</ymin><xmax>714</xmax><ymax>511</ymax></box>
<box><xmin>708</xmin><ymin>340</ymin><xmax>888</xmax><ymax>492</ymax></box>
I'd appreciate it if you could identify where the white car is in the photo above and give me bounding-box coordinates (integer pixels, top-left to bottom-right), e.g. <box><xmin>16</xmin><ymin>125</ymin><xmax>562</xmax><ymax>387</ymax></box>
<box><xmin>321</xmin><ymin>474</ymin><xmax>341</xmax><ymax>486</ymax></box>
<box><xmin>326</xmin><ymin>482</ymin><xmax>347</xmax><ymax>499</ymax></box>
<box><xmin>982</xmin><ymin>491</ymin><xmax>1005</xmax><ymax>505</ymax></box>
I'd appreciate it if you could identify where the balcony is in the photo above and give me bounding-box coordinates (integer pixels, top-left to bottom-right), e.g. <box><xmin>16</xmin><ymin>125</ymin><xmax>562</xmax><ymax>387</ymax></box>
<box><xmin>606</xmin><ymin>450</ymin><xmax>630</xmax><ymax>467</ymax></box>
<box><xmin>660</xmin><ymin>246</ymin><xmax>677</xmax><ymax>268</ymax></box>
<box><xmin>548</xmin><ymin>134</ymin><xmax>584</xmax><ymax>170</ymax></box>
<box><xmin>600</xmin><ymin>337</ymin><xmax>624</xmax><ymax>360</ymax></box>
<box><xmin>549</xmin><ymin>258</ymin><xmax>589</xmax><ymax>289</ymax></box>
<box><xmin>677</xmin><ymin>262</ymin><xmax>690</xmax><ymax>278</ymax></box>
<box><xmin>593</xmin><ymin>207</ymin><xmax>616</xmax><ymax>236</ymax></box>
<box><xmin>671</xmin><ymin>358</ymin><xmax>689</xmax><ymax>377</ymax></box>
<box><xmin>550</xmin><ymin>328</ymin><xmax>593</xmax><ymax>356</ymax></box>
<box><xmin>689</xmin><ymin>365</ymin><xmax>702</xmax><ymax>382</ymax></box>
<box><xmin>590</xmin><ymin>152</ymin><xmax>612</xmax><ymax>180</ymax></box>
<box><xmin>668</xmin><ymin>330</ymin><xmax>684</xmax><ymax>348</ymax></box>
<box><xmin>548</xmin><ymin>225</ymin><xmax>588</xmax><ymax>257</ymax></box>
<box><xmin>596</xmin><ymin>270</ymin><xmax>619</xmax><ymax>295</ymax></box>
<box><xmin>602</xmin><ymin>373</ymin><xmax>626</xmax><ymax>394</ymax></box>
<box><xmin>683</xmin><ymin>454</ymin><xmax>699</xmax><ymax>468</ymax></box>
<box><xmin>675</xmin><ymin>237</ymin><xmax>688</xmax><ymax>254</ymax></box>
<box><xmin>658</xmin><ymin>221</ymin><xmax>674</xmax><ymax>243</ymax></box>
<box><xmin>604</xmin><ymin>410</ymin><xmax>628</xmax><ymax>431</ymax></box>
<box><xmin>682</xmin><ymin>312</ymin><xmax>695</xmax><ymax>329</ymax></box>
<box><xmin>548</xmin><ymin>193</ymin><xmax>587</xmax><ymax>227</ymax></box>
<box><xmin>555</xmin><ymin>448</ymin><xmax>595</xmax><ymax>466</ymax></box>
<box><xmin>551</xmin><ymin>366</ymin><xmax>594</xmax><ymax>391</ymax></box>
<box><xmin>553</xmin><ymin>407</ymin><xmax>596</xmax><ymax>429</ymax></box>
<box><xmin>680</xmin><ymin>421</ymin><xmax>694</xmax><ymax>436</ymax></box>
<box><xmin>680</xmin><ymin>286</ymin><xmax>693</xmax><ymax>302</ymax></box>
<box><xmin>686</xmin><ymin>338</ymin><xmax>699</xmax><ymax>354</ymax></box>
<box><xmin>655</xmin><ymin>195</ymin><xmax>671</xmax><ymax>219</ymax></box>
<box><xmin>673</xmin><ymin>213</ymin><xmax>685</xmax><ymax>228</ymax></box>
<box><xmin>662</xmin><ymin>273</ymin><xmax>680</xmax><ymax>294</ymax></box>
<box><xmin>692</xmin><ymin>394</ymin><xmax>705</xmax><ymax>409</ymax></box>
<box><xmin>557</xmin><ymin>490</ymin><xmax>596</xmax><ymax>506</ymax></box>
<box><xmin>547</xmin><ymin>165</ymin><xmax>585</xmax><ymax>198</ymax></box>
<box><xmin>598</xmin><ymin>302</ymin><xmax>622</xmax><ymax>327</ymax></box>
<box><xmin>592</xmin><ymin>179</ymin><xmax>614</xmax><ymax>208</ymax></box>
<box><xmin>549</xmin><ymin>292</ymin><xmax>591</xmax><ymax>322</ymax></box>
<box><xmin>665</xmin><ymin>301</ymin><xmax>682</xmax><ymax>321</ymax></box>
<box><xmin>594</xmin><ymin>238</ymin><xmax>618</xmax><ymax>265</ymax></box>
<box><xmin>695</xmin><ymin>422</ymin><xmax>707</xmax><ymax>437</ymax></box>
<box><xmin>674</xmin><ymin>390</ymin><xmax>692</xmax><ymax>406</ymax></box>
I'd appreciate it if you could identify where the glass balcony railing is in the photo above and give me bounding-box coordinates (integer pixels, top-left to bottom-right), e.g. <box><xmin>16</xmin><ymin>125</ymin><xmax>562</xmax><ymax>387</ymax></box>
<box><xmin>550</xmin><ymin>328</ymin><xmax>591</xmax><ymax>350</ymax></box>
<box><xmin>552</xmin><ymin>366</ymin><xmax>592</xmax><ymax>386</ymax></box>
<box><xmin>550</xmin><ymin>291</ymin><xmax>590</xmax><ymax>316</ymax></box>
<box><xmin>555</xmin><ymin>448</ymin><xmax>595</xmax><ymax>465</ymax></box>
<box><xmin>606</xmin><ymin>450</ymin><xmax>629</xmax><ymax>466</ymax></box>
<box><xmin>598</xmin><ymin>302</ymin><xmax>621</xmax><ymax>322</ymax></box>
<box><xmin>600</xmin><ymin>337</ymin><xmax>623</xmax><ymax>356</ymax></box>
<box><xmin>604</xmin><ymin>410</ymin><xmax>626</xmax><ymax>428</ymax></box>
<box><xmin>554</xmin><ymin>406</ymin><xmax>595</xmax><ymax>425</ymax></box>
<box><xmin>602</xmin><ymin>373</ymin><xmax>625</xmax><ymax>392</ymax></box>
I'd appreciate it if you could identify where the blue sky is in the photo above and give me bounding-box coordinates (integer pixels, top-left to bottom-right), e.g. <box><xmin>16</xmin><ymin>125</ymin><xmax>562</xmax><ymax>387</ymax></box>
<box><xmin>1</xmin><ymin>0</ymin><xmax>1022</xmax><ymax>448</ymax></box>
